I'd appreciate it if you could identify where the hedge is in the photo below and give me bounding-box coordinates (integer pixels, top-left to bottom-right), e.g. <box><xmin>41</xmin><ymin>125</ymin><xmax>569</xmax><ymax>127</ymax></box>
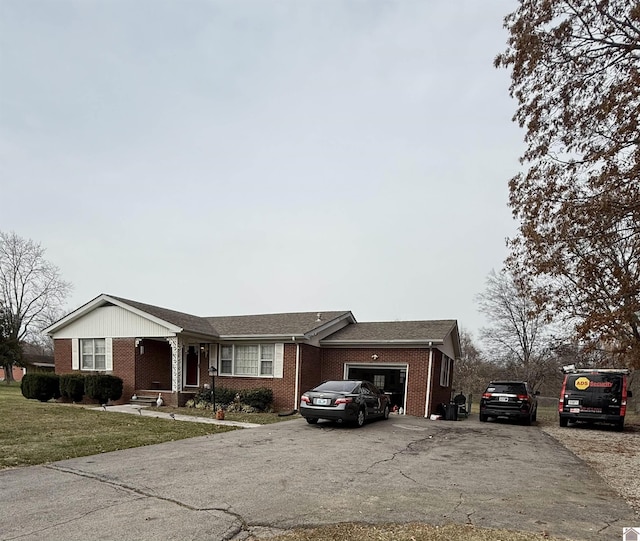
<box><xmin>21</xmin><ymin>373</ymin><xmax>61</xmax><ymax>402</ymax></box>
<box><xmin>84</xmin><ymin>374</ymin><xmax>123</xmax><ymax>404</ymax></box>
<box><xmin>59</xmin><ymin>374</ymin><xmax>85</xmax><ymax>402</ymax></box>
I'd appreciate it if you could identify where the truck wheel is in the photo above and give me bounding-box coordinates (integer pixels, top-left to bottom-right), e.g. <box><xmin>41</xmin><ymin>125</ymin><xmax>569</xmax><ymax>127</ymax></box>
<box><xmin>479</xmin><ymin>414</ymin><xmax>488</xmax><ymax>422</ymax></box>
<box><xmin>559</xmin><ymin>417</ymin><xmax>568</xmax><ymax>427</ymax></box>
<box><xmin>306</xmin><ymin>418</ymin><xmax>318</xmax><ymax>424</ymax></box>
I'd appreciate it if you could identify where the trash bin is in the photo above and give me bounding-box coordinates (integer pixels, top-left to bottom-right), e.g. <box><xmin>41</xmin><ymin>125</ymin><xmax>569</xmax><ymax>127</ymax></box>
<box><xmin>443</xmin><ymin>402</ymin><xmax>458</xmax><ymax>421</ymax></box>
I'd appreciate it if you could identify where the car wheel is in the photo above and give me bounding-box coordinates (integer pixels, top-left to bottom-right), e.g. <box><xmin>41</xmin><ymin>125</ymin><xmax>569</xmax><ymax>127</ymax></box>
<box><xmin>479</xmin><ymin>414</ymin><xmax>488</xmax><ymax>422</ymax></box>
<box><xmin>306</xmin><ymin>418</ymin><xmax>318</xmax><ymax>424</ymax></box>
<box><xmin>355</xmin><ymin>409</ymin><xmax>366</xmax><ymax>427</ymax></box>
<box><xmin>522</xmin><ymin>414</ymin><xmax>532</xmax><ymax>426</ymax></box>
<box><xmin>532</xmin><ymin>408</ymin><xmax>537</xmax><ymax>422</ymax></box>
<box><xmin>383</xmin><ymin>404</ymin><xmax>390</xmax><ymax>420</ymax></box>
<box><xmin>559</xmin><ymin>417</ymin><xmax>568</xmax><ymax>428</ymax></box>
<box><xmin>615</xmin><ymin>419</ymin><xmax>624</xmax><ymax>432</ymax></box>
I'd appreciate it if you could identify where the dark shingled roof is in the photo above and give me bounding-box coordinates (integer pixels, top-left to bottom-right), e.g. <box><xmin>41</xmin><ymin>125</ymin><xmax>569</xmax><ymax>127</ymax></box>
<box><xmin>206</xmin><ymin>311</ymin><xmax>353</xmax><ymax>337</ymax></box>
<box><xmin>109</xmin><ymin>295</ymin><xmax>218</xmax><ymax>337</ymax></box>
<box><xmin>321</xmin><ymin>320</ymin><xmax>457</xmax><ymax>343</ymax></box>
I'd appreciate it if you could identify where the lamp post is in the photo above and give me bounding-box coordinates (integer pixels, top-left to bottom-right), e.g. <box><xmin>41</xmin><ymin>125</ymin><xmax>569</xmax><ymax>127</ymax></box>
<box><xmin>208</xmin><ymin>366</ymin><xmax>217</xmax><ymax>412</ymax></box>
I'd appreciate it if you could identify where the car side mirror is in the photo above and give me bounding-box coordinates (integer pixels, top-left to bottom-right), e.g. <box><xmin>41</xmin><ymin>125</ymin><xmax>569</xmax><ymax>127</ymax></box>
<box><xmin>628</xmin><ymin>390</ymin><xmax>633</xmax><ymax>398</ymax></box>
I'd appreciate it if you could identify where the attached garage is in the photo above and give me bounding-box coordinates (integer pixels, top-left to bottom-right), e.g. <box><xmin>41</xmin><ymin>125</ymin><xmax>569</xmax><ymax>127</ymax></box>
<box><xmin>346</xmin><ymin>364</ymin><xmax>407</xmax><ymax>412</ymax></box>
<box><xmin>320</xmin><ymin>320</ymin><xmax>460</xmax><ymax>417</ymax></box>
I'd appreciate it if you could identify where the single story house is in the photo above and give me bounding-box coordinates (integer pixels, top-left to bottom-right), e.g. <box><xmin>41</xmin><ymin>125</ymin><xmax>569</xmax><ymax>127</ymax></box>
<box><xmin>45</xmin><ymin>294</ymin><xmax>461</xmax><ymax>417</ymax></box>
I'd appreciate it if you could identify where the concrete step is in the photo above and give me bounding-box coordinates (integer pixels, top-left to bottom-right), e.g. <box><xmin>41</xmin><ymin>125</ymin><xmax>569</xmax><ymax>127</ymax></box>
<box><xmin>130</xmin><ymin>396</ymin><xmax>158</xmax><ymax>406</ymax></box>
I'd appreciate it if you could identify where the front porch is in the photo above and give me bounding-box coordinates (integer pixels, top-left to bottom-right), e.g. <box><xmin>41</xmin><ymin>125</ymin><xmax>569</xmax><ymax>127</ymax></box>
<box><xmin>133</xmin><ymin>336</ymin><xmax>218</xmax><ymax>406</ymax></box>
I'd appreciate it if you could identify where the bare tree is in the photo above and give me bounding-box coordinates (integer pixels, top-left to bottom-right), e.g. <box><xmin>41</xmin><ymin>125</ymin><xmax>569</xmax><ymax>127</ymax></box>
<box><xmin>495</xmin><ymin>0</ymin><xmax>640</xmax><ymax>365</ymax></box>
<box><xmin>0</xmin><ymin>231</ymin><xmax>71</xmax><ymax>383</ymax></box>
<box><xmin>454</xmin><ymin>329</ymin><xmax>494</xmax><ymax>399</ymax></box>
<box><xmin>477</xmin><ymin>269</ymin><xmax>559</xmax><ymax>390</ymax></box>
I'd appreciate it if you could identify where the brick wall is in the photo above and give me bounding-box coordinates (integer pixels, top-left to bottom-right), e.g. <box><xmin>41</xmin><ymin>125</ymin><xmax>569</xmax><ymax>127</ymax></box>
<box><xmin>299</xmin><ymin>344</ymin><xmax>322</xmax><ymax>395</ymax></box>
<box><xmin>135</xmin><ymin>339</ymin><xmax>172</xmax><ymax>391</ymax></box>
<box><xmin>430</xmin><ymin>350</ymin><xmax>454</xmax><ymax>414</ymax></box>
<box><xmin>112</xmin><ymin>338</ymin><xmax>135</xmax><ymax>404</ymax></box>
<box><xmin>53</xmin><ymin>338</ymin><xmax>135</xmax><ymax>405</ymax></box>
<box><xmin>54</xmin><ymin>339</ymin><xmax>73</xmax><ymax>374</ymax></box>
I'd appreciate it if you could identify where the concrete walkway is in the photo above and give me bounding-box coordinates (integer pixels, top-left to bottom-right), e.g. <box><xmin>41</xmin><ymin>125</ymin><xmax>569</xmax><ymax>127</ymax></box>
<box><xmin>92</xmin><ymin>404</ymin><xmax>262</xmax><ymax>428</ymax></box>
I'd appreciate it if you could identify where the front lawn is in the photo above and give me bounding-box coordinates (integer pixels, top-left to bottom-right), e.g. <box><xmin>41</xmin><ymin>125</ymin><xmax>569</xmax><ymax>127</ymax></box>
<box><xmin>0</xmin><ymin>383</ymin><xmax>238</xmax><ymax>469</ymax></box>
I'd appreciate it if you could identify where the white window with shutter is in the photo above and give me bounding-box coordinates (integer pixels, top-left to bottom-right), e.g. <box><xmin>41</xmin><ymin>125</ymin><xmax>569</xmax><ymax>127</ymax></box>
<box><xmin>73</xmin><ymin>338</ymin><xmax>113</xmax><ymax>371</ymax></box>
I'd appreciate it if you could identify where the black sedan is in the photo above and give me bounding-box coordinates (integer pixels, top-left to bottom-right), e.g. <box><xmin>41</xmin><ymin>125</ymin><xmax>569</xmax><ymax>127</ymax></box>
<box><xmin>299</xmin><ymin>380</ymin><xmax>390</xmax><ymax>427</ymax></box>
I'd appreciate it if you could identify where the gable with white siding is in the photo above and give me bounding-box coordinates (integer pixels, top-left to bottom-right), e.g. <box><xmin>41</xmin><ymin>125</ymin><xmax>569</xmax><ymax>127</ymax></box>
<box><xmin>51</xmin><ymin>305</ymin><xmax>178</xmax><ymax>339</ymax></box>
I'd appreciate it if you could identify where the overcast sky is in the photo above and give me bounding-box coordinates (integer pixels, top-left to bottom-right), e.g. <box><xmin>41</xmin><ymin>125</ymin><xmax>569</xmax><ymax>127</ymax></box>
<box><xmin>1</xmin><ymin>0</ymin><xmax>523</xmax><ymax>338</ymax></box>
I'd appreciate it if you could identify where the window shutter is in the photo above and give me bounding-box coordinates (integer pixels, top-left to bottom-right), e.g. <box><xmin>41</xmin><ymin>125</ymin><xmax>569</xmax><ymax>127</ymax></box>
<box><xmin>105</xmin><ymin>338</ymin><xmax>113</xmax><ymax>371</ymax></box>
<box><xmin>273</xmin><ymin>343</ymin><xmax>284</xmax><ymax>378</ymax></box>
<box><xmin>71</xmin><ymin>339</ymin><xmax>79</xmax><ymax>370</ymax></box>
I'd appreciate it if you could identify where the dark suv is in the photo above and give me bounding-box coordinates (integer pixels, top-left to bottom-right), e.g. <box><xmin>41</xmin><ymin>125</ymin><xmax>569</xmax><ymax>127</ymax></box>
<box><xmin>479</xmin><ymin>381</ymin><xmax>539</xmax><ymax>425</ymax></box>
<box><xmin>558</xmin><ymin>368</ymin><xmax>632</xmax><ymax>431</ymax></box>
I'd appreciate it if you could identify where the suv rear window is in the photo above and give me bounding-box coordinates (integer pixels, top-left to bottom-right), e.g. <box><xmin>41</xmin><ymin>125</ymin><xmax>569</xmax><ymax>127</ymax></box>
<box><xmin>486</xmin><ymin>383</ymin><xmax>526</xmax><ymax>394</ymax></box>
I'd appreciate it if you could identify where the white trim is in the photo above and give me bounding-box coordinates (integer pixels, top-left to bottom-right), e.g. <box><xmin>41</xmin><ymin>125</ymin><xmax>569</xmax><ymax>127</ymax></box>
<box><xmin>273</xmin><ymin>343</ymin><xmax>284</xmax><ymax>378</ymax></box>
<box><xmin>71</xmin><ymin>339</ymin><xmax>79</xmax><ymax>370</ymax></box>
<box><xmin>105</xmin><ymin>338</ymin><xmax>113</xmax><ymax>371</ymax></box>
<box><xmin>293</xmin><ymin>342</ymin><xmax>300</xmax><ymax>410</ymax></box>
<box><xmin>45</xmin><ymin>294</ymin><xmax>183</xmax><ymax>335</ymax></box>
<box><xmin>425</xmin><ymin>346</ymin><xmax>434</xmax><ymax>417</ymax></box>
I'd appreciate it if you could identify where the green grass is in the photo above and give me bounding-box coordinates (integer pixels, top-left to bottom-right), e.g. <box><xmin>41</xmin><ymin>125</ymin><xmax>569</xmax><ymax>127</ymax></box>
<box><xmin>0</xmin><ymin>383</ymin><xmax>239</xmax><ymax>469</ymax></box>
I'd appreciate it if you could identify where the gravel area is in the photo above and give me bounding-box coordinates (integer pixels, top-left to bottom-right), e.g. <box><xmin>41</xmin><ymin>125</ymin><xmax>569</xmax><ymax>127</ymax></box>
<box><xmin>540</xmin><ymin>419</ymin><xmax>640</xmax><ymax>514</ymax></box>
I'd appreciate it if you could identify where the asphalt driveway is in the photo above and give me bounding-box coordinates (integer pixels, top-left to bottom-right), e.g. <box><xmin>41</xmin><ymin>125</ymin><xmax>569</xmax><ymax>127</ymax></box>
<box><xmin>1</xmin><ymin>415</ymin><xmax>636</xmax><ymax>541</ymax></box>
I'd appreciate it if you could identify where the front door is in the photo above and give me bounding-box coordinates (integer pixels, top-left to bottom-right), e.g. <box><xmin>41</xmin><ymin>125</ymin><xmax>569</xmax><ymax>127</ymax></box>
<box><xmin>185</xmin><ymin>346</ymin><xmax>199</xmax><ymax>387</ymax></box>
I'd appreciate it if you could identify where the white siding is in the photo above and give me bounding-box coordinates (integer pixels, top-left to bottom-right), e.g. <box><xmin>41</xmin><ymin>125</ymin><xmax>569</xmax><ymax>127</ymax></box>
<box><xmin>52</xmin><ymin>305</ymin><xmax>175</xmax><ymax>339</ymax></box>
<box><xmin>439</xmin><ymin>336</ymin><xmax>456</xmax><ymax>361</ymax></box>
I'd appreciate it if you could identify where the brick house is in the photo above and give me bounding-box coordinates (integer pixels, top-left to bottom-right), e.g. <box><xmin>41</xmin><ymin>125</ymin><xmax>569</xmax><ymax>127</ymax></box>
<box><xmin>45</xmin><ymin>294</ymin><xmax>460</xmax><ymax>417</ymax></box>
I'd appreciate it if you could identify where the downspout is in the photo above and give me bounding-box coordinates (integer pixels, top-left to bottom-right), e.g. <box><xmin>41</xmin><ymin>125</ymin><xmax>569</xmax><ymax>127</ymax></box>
<box><xmin>424</xmin><ymin>342</ymin><xmax>434</xmax><ymax>418</ymax></box>
<box><xmin>293</xmin><ymin>338</ymin><xmax>300</xmax><ymax>410</ymax></box>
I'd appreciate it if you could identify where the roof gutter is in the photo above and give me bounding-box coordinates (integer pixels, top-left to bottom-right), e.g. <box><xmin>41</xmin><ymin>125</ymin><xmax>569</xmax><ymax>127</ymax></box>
<box><xmin>320</xmin><ymin>339</ymin><xmax>444</xmax><ymax>347</ymax></box>
<box><xmin>218</xmin><ymin>333</ymin><xmax>307</xmax><ymax>341</ymax></box>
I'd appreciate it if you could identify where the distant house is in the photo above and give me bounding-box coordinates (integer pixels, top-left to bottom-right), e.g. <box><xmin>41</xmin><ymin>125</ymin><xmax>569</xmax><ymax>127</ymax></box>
<box><xmin>44</xmin><ymin>294</ymin><xmax>461</xmax><ymax>416</ymax></box>
<box><xmin>0</xmin><ymin>365</ymin><xmax>25</xmax><ymax>382</ymax></box>
<box><xmin>0</xmin><ymin>344</ymin><xmax>54</xmax><ymax>382</ymax></box>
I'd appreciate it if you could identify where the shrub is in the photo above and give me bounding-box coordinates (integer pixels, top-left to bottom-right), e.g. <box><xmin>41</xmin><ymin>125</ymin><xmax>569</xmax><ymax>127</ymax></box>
<box><xmin>215</xmin><ymin>386</ymin><xmax>237</xmax><ymax>406</ymax></box>
<box><xmin>21</xmin><ymin>373</ymin><xmax>60</xmax><ymax>402</ymax></box>
<box><xmin>192</xmin><ymin>386</ymin><xmax>236</xmax><ymax>407</ymax></box>
<box><xmin>240</xmin><ymin>387</ymin><xmax>273</xmax><ymax>412</ymax></box>
<box><xmin>59</xmin><ymin>374</ymin><xmax>85</xmax><ymax>402</ymax></box>
<box><xmin>84</xmin><ymin>374</ymin><xmax>123</xmax><ymax>404</ymax></box>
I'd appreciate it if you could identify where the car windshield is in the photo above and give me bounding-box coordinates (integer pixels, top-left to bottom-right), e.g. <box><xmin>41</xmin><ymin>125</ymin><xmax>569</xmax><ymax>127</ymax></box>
<box><xmin>314</xmin><ymin>381</ymin><xmax>358</xmax><ymax>393</ymax></box>
<box><xmin>567</xmin><ymin>374</ymin><xmax>621</xmax><ymax>394</ymax></box>
<box><xmin>486</xmin><ymin>383</ymin><xmax>526</xmax><ymax>394</ymax></box>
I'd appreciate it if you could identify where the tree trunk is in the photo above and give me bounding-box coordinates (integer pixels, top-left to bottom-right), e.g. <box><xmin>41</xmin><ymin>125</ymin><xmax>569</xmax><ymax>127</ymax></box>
<box><xmin>2</xmin><ymin>362</ymin><xmax>15</xmax><ymax>384</ymax></box>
